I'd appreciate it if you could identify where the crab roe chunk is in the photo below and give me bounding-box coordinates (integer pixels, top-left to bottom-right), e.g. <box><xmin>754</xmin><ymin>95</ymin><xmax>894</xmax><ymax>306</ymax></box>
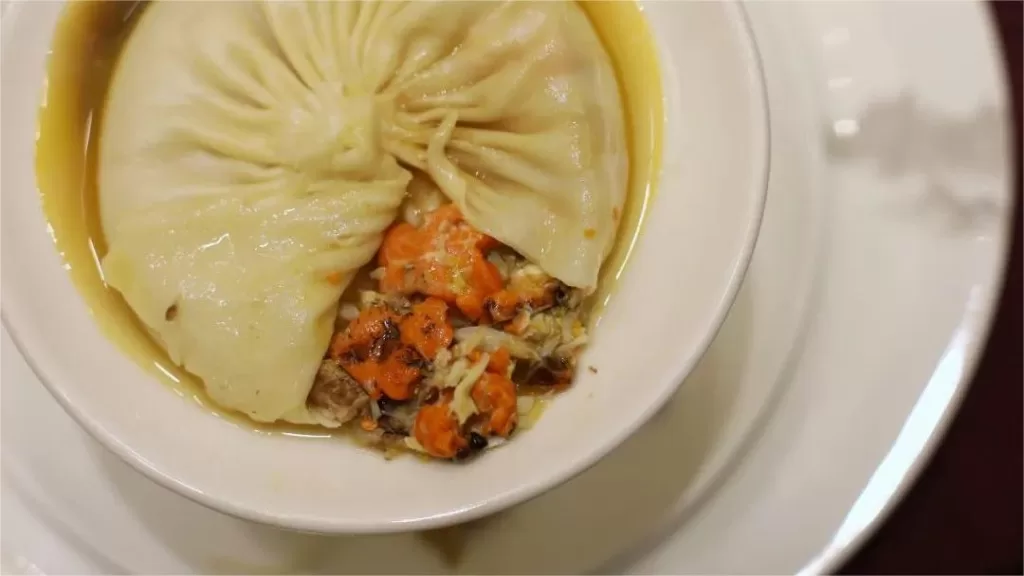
<box><xmin>378</xmin><ymin>205</ymin><xmax>504</xmax><ymax>320</ymax></box>
<box><xmin>471</xmin><ymin>372</ymin><xmax>518</xmax><ymax>437</ymax></box>
<box><xmin>328</xmin><ymin>305</ymin><xmax>422</xmax><ymax>401</ymax></box>
<box><xmin>413</xmin><ymin>402</ymin><xmax>468</xmax><ymax>459</ymax></box>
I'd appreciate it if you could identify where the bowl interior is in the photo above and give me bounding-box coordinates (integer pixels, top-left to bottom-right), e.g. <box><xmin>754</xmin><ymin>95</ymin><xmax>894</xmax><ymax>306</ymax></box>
<box><xmin>1</xmin><ymin>0</ymin><xmax>767</xmax><ymax>532</ymax></box>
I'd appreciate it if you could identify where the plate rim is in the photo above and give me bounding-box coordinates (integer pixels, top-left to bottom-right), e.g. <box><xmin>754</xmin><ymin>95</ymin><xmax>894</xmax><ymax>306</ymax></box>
<box><xmin>0</xmin><ymin>0</ymin><xmax>1016</xmax><ymax>571</ymax></box>
<box><xmin>806</xmin><ymin>8</ymin><xmax>1018</xmax><ymax>568</ymax></box>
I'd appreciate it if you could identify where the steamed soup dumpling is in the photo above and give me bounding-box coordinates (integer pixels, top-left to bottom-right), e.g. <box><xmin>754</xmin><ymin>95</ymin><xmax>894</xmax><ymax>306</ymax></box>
<box><xmin>99</xmin><ymin>0</ymin><xmax>628</xmax><ymax>424</ymax></box>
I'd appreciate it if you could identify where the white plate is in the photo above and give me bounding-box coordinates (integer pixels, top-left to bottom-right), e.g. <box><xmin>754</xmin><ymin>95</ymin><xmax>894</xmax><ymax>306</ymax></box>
<box><xmin>0</xmin><ymin>0</ymin><xmax>1013</xmax><ymax>573</ymax></box>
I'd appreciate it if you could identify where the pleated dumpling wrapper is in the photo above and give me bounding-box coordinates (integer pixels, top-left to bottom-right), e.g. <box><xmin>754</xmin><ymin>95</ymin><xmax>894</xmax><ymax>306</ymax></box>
<box><xmin>99</xmin><ymin>0</ymin><xmax>628</xmax><ymax>424</ymax></box>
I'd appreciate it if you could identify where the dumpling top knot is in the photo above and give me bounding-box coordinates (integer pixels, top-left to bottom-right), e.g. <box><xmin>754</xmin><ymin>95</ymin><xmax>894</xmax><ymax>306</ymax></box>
<box><xmin>279</xmin><ymin>86</ymin><xmax>382</xmax><ymax>177</ymax></box>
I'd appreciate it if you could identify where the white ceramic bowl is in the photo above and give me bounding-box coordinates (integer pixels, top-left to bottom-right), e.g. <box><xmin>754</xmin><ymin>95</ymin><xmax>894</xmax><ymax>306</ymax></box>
<box><xmin>1</xmin><ymin>1</ymin><xmax>767</xmax><ymax>533</ymax></box>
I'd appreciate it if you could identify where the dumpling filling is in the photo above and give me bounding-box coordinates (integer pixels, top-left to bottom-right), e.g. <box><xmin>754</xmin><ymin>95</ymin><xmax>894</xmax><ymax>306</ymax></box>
<box><xmin>308</xmin><ymin>205</ymin><xmax>588</xmax><ymax>460</ymax></box>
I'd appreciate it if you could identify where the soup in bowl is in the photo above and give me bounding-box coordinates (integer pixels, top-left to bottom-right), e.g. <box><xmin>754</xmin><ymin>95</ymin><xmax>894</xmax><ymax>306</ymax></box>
<box><xmin>1</xmin><ymin>0</ymin><xmax>767</xmax><ymax>532</ymax></box>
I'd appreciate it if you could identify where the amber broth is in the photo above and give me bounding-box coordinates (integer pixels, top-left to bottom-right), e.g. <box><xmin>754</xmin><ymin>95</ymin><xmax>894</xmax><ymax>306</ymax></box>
<box><xmin>35</xmin><ymin>1</ymin><xmax>663</xmax><ymax>436</ymax></box>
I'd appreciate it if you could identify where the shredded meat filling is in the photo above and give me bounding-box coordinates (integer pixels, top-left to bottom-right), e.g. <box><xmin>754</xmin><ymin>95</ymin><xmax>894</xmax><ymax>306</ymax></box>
<box><xmin>308</xmin><ymin>360</ymin><xmax>370</xmax><ymax>425</ymax></box>
<box><xmin>308</xmin><ymin>205</ymin><xmax>591</xmax><ymax>461</ymax></box>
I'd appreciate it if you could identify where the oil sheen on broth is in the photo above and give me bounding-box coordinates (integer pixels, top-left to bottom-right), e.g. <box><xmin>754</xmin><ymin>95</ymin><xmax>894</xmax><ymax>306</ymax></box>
<box><xmin>36</xmin><ymin>1</ymin><xmax>664</xmax><ymax>434</ymax></box>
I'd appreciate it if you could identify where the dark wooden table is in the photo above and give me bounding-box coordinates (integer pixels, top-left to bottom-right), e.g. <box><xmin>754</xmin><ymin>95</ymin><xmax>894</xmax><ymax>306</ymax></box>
<box><xmin>840</xmin><ymin>2</ymin><xmax>1023</xmax><ymax>574</ymax></box>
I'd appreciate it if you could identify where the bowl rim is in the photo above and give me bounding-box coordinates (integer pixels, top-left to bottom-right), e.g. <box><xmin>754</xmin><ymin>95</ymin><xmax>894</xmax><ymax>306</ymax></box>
<box><xmin>0</xmin><ymin>0</ymin><xmax>771</xmax><ymax>533</ymax></box>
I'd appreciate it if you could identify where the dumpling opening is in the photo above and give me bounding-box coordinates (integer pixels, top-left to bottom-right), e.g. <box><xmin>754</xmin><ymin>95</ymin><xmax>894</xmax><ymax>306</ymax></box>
<box><xmin>309</xmin><ymin>203</ymin><xmax>588</xmax><ymax>461</ymax></box>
